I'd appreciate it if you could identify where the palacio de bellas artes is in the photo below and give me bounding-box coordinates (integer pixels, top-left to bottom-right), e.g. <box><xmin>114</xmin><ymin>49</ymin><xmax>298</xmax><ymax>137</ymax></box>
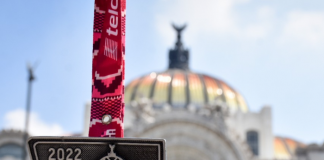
<box><xmin>1</xmin><ymin>4</ymin><xmax>324</xmax><ymax>160</ymax></box>
<box><xmin>78</xmin><ymin>25</ymin><xmax>321</xmax><ymax>160</ymax></box>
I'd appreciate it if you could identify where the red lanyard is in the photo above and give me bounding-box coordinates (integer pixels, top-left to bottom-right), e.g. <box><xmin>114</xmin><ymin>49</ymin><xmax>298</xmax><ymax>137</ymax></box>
<box><xmin>89</xmin><ymin>0</ymin><xmax>126</xmax><ymax>138</ymax></box>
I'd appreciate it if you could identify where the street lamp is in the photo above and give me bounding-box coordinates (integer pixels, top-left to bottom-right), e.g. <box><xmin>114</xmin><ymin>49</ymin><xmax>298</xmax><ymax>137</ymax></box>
<box><xmin>21</xmin><ymin>63</ymin><xmax>36</xmax><ymax>160</ymax></box>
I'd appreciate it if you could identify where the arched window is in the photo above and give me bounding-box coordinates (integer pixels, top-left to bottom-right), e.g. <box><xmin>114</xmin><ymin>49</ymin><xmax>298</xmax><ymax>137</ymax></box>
<box><xmin>246</xmin><ymin>131</ymin><xmax>259</xmax><ymax>156</ymax></box>
<box><xmin>0</xmin><ymin>143</ymin><xmax>23</xmax><ymax>160</ymax></box>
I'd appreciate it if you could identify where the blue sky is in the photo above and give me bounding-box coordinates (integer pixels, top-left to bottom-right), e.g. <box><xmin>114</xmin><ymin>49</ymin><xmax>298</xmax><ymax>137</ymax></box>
<box><xmin>1</xmin><ymin>0</ymin><xmax>324</xmax><ymax>143</ymax></box>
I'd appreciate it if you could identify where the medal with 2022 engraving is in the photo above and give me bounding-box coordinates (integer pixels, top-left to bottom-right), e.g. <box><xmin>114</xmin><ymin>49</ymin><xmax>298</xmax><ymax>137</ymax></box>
<box><xmin>27</xmin><ymin>137</ymin><xmax>166</xmax><ymax>160</ymax></box>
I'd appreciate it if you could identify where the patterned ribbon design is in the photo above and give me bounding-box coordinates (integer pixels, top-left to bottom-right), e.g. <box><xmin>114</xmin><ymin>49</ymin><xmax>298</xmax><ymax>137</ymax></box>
<box><xmin>89</xmin><ymin>0</ymin><xmax>126</xmax><ymax>137</ymax></box>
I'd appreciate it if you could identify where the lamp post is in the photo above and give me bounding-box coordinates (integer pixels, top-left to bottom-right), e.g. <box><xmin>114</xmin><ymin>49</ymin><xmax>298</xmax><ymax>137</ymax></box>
<box><xmin>22</xmin><ymin>64</ymin><xmax>35</xmax><ymax>160</ymax></box>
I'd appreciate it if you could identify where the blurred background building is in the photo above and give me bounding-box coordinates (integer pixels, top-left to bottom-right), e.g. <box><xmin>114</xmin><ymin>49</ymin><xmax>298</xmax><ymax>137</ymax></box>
<box><xmin>0</xmin><ymin>130</ymin><xmax>26</xmax><ymax>160</ymax></box>
<box><xmin>83</xmin><ymin>25</ymin><xmax>319</xmax><ymax>160</ymax></box>
<box><xmin>1</xmin><ymin>24</ymin><xmax>324</xmax><ymax>160</ymax></box>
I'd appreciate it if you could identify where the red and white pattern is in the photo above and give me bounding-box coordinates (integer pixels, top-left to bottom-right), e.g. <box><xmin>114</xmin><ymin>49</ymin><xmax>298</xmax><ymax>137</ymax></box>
<box><xmin>89</xmin><ymin>0</ymin><xmax>126</xmax><ymax>138</ymax></box>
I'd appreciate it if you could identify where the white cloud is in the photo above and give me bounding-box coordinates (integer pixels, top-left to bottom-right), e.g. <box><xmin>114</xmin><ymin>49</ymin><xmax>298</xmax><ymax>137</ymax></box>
<box><xmin>3</xmin><ymin>109</ymin><xmax>66</xmax><ymax>136</ymax></box>
<box><xmin>154</xmin><ymin>0</ymin><xmax>274</xmax><ymax>45</ymax></box>
<box><xmin>280</xmin><ymin>11</ymin><xmax>324</xmax><ymax>48</ymax></box>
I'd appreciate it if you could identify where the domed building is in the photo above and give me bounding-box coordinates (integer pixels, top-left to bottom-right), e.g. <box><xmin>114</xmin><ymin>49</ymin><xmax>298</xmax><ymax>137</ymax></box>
<box><xmin>124</xmin><ymin>25</ymin><xmax>248</xmax><ymax>114</ymax></box>
<box><xmin>81</xmin><ymin>25</ymin><xmax>311</xmax><ymax>160</ymax></box>
<box><xmin>122</xmin><ymin>25</ymin><xmax>272</xmax><ymax>160</ymax></box>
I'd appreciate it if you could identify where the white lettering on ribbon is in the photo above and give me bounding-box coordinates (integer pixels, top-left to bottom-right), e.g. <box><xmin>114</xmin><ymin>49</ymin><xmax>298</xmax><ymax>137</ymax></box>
<box><xmin>105</xmin><ymin>129</ymin><xmax>116</xmax><ymax>137</ymax></box>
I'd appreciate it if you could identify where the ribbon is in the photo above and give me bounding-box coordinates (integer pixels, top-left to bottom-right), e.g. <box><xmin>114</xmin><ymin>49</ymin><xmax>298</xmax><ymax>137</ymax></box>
<box><xmin>89</xmin><ymin>0</ymin><xmax>126</xmax><ymax>137</ymax></box>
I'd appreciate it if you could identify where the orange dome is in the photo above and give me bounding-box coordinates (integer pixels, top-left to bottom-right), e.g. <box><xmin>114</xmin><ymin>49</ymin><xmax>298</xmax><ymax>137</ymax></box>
<box><xmin>125</xmin><ymin>69</ymin><xmax>248</xmax><ymax>112</ymax></box>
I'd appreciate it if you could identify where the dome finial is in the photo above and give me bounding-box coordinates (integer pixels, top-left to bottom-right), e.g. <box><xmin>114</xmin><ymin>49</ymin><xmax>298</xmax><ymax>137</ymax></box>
<box><xmin>172</xmin><ymin>23</ymin><xmax>187</xmax><ymax>50</ymax></box>
<box><xmin>168</xmin><ymin>23</ymin><xmax>189</xmax><ymax>70</ymax></box>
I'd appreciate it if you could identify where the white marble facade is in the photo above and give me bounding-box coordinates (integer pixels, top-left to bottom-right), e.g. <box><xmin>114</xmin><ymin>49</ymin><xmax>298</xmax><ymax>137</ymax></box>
<box><xmin>82</xmin><ymin>100</ymin><xmax>272</xmax><ymax>160</ymax></box>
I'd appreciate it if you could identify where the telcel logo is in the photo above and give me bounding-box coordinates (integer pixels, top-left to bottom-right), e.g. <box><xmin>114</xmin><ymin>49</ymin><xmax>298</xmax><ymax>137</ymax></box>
<box><xmin>107</xmin><ymin>0</ymin><xmax>119</xmax><ymax>36</ymax></box>
<box><xmin>104</xmin><ymin>0</ymin><xmax>119</xmax><ymax>61</ymax></box>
